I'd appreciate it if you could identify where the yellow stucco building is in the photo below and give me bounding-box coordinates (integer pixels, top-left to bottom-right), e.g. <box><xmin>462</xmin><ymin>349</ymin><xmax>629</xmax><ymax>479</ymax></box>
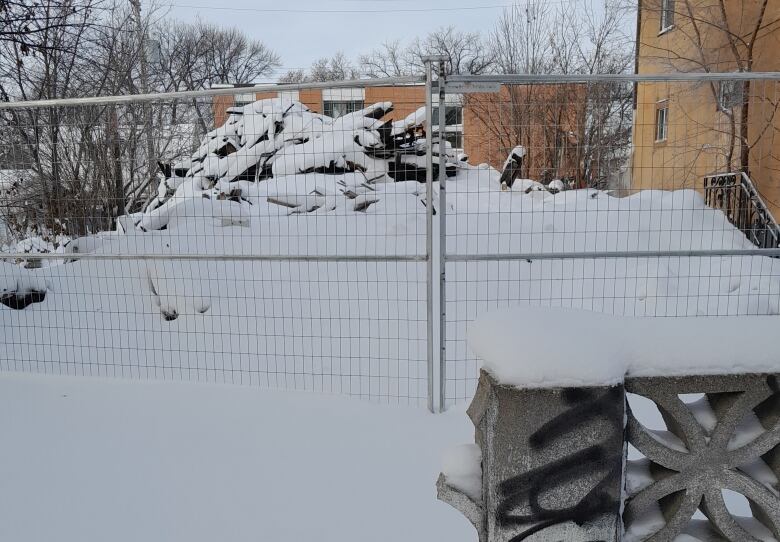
<box><xmin>632</xmin><ymin>0</ymin><xmax>780</xmax><ymax>218</ymax></box>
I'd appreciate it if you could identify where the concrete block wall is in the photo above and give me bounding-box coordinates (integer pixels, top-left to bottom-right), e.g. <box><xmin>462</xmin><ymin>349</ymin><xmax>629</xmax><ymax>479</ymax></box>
<box><xmin>439</xmin><ymin>370</ymin><xmax>780</xmax><ymax>541</ymax></box>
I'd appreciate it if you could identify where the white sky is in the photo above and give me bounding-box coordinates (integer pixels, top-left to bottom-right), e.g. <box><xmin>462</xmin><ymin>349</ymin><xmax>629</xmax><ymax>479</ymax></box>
<box><xmin>157</xmin><ymin>0</ymin><xmax>513</xmax><ymax>81</ymax></box>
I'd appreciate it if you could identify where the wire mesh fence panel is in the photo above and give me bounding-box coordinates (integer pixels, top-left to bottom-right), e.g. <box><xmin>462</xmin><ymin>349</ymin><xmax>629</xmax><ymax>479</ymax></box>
<box><xmin>0</xmin><ymin>79</ymin><xmax>439</xmax><ymax>406</ymax></box>
<box><xmin>3</xmin><ymin>73</ymin><xmax>780</xmax><ymax>410</ymax></box>
<box><xmin>439</xmin><ymin>74</ymin><xmax>780</xmax><ymax>408</ymax></box>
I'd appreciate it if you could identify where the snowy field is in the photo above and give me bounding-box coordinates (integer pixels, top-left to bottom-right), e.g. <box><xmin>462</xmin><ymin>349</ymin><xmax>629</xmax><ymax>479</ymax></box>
<box><xmin>0</xmin><ymin>373</ymin><xmax>474</xmax><ymax>542</ymax></box>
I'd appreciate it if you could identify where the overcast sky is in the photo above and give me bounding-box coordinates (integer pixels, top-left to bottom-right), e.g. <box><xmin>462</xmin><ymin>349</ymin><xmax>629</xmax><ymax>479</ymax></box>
<box><xmin>158</xmin><ymin>0</ymin><xmax>514</xmax><ymax>81</ymax></box>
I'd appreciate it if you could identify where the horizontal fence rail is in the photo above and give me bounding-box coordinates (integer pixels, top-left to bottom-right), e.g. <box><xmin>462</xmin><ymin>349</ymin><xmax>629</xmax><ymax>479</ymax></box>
<box><xmin>0</xmin><ymin>253</ymin><xmax>428</xmax><ymax>262</ymax></box>
<box><xmin>0</xmin><ymin>76</ymin><xmax>425</xmax><ymax>109</ymax></box>
<box><xmin>447</xmin><ymin>71</ymin><xmax>780</xmax><ymax>83</ymax></box>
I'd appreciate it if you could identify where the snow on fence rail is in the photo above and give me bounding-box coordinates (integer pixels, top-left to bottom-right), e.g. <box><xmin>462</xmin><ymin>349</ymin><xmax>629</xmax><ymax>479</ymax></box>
<box><xmin>1</xmin><ymin>69</ymin><xmax>780</xmax><ymax>411</ymax></box>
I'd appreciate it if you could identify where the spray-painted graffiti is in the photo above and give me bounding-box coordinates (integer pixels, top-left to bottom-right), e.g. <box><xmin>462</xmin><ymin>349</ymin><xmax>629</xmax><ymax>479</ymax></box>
<box><xmin>497</xmin><ymin>387</ymin><xmax>624</xmax><ymax>542</ymax></box>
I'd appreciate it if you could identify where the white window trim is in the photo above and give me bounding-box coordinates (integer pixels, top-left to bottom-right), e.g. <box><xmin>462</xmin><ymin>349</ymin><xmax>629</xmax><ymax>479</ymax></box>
<box><xmin>435</xmin><ymin>125</ymin><xmax>464</xmax><ymax>133</ymax></box>
<box><xmin>655</xmin><ymin>100</ymin><xmax>669</xmax><ymax>143</ymax></box>
<box><xmin>443</xmin><ymin>94</ymin><xmax>462</xmax><ymax>105</ymax></box>
<box><xmin>322</xmin><ymin>88</ymin><xmax>365</xmax><ymax>101</ymax></box>
<box><xmin>322</xmin><ymin>99</ymin><xmax>365</xmax><ymax>118</ymax></box>
<box><xmin>277</xmin><ymin>90</ymin><xmax>300</xmax><ymax>102</ymax></box>
<box><xmin>439</xmin><ymin>132</ymin><xmax>465</xmax><ymax>152</ymax></box>
<box><xmin>233</xmin><ymin>92</ymin><xmax>256</xmax><ymax>106</ymax></box>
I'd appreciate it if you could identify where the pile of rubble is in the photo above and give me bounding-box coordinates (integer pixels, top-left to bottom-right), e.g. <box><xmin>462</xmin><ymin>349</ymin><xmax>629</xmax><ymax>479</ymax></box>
<box><xmin>142</xmin><ymin>98</ymin><xmax>463</xmax><ymax>229</ymax></box>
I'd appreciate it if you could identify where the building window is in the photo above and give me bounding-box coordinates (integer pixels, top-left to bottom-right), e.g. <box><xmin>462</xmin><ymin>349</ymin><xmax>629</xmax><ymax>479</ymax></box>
<box><xmin>655</xmin><ymin>101</ymin><xmax>669</xmax><ymax>142</ymax></box>
<box><xmin>277</xmin><ymin>90</ymin><xmax>300</xmax><ymax>102</ymax></box>
<box><xmin>431</xmin><ymin>105</ymin><xmax>463</xmax><ymax>126</ymax></box>
<box><xmin>442</xmin><ymin>132</ymin><xmax>464</xmax><ymax>150</ymax></box>
<box><xmin>323</xmin><ymin>100</ymin><xmax>364</xmax><ymax>118</ymax></box>
<box><xmin>660</xmin><ymin>0</ymin><xmax>675</xmax><ymax>32</ymax></box>
<box><xmin>718</xmin><ymin>80</ymin><xmax>744</xmax><ymax>111</ymax></box>
<box><xmin>432</xmin><ymin>105</ymin><xmax>465</xmax><ymax>151</ymax></box>
<box><xmin>233</xmin><ymin>93</ymin><xmax>256</xmax><ymax>107</ymax></box>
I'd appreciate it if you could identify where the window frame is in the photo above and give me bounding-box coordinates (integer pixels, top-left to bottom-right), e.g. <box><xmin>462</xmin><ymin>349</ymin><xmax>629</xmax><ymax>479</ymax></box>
<box><xmin>431</xmin><ymin>104</ymin><xmax>465</xmax><ymax>151</ymax></box>
<box><xmin>233</xmin><ymin>92</ymin><xmax>257</xmax><ymax>108</ymax></box>
<box><xmin>431</xmin><ymin>105</ymin><xmax>464</xmax><ymax>127</ymax></box>
<box><xmin>718</xmin><ymin>79</ymin><xmax>744</xmax><ymax>111</ymax></box>
<box><xmin>322</xmin><ymin>99</ymin><xmax>365</xmax><ymax>118</ymax></box>
<box><xmin>655</xmin><ymin>100</ymin><xmax>669</xmax><ymax>143</ymax></box>
<box><xmin>659</xmin><ymin>0</ymin><xmax>675</xmax><ymax>34</ymax></box>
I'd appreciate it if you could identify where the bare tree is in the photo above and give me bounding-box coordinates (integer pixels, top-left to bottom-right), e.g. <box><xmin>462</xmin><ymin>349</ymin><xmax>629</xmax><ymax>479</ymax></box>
<box><xmin>469</xmin><ymin>1</ymin><xmax>557</xmax><ymax>179</ymax></box>
<box><xmin>556</xmin><ymin>0</ymin><xmax>634</xmax><ymax>188</ymax></box>
<box><xmin>407</xmin><ymin>26</ymin><xmax>493</xmax><ymax>75</ymax></box>
<box><xmin>0</xmin><ymin>0</ymin><xmax>98</xmax><ymax>59</ymax></box>
<box><xmin>637</xmin><ymin>0</ymin><xmax>779</xmax><ymax>176</ymax></box>
<box><xmin>309</xmin><ymin>52</ymin><xmax>357</xmax><ymax>81</ymax></box>
<box><xmin>359</xmin><ymin>27</ymin><xmax>492</xmax><ymax>78</ymax></box>
<box><xmin>0</xmin><ymin>4</ymin><xmax>282</xmax><ymax>246</ymax></box>
<box><xmin>0</xmin><ymin>0</ymin><xmax>113</xmax><ymax>243</ymax></box>
<box><xmin>490</xmin><ymin>2</ymin><xmax>554</xmax><ymax>75</ymax></box>
<box><xmin>277</xmin><ymin>69</ymin><xmax>308</xmax><ymax>84</ymax></box>
<box><xmin>281</xmin><ymin>52</ymin><xmax>358</xmax><ymax>83</ymax></box>
<box><xmin>358</xmin><ymin>40</ymin><xmax>412</xmax><ymax>78</ymax></box>
<box><xmin>468</xmin><ymin>0</ymin><xmax>633</xmax><ymax>187</ymax></box>
<box><xmin>196</xmin><ymin>23</ymin><xmax>280</xmax><ymax>86</ymax></box>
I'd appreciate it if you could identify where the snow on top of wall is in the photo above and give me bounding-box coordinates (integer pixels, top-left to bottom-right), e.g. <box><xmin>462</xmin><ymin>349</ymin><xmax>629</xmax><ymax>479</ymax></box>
<box><xmin>468</xmin><ymin>306</ymin><xmax>780</xmax><ymax>388</ymax></box>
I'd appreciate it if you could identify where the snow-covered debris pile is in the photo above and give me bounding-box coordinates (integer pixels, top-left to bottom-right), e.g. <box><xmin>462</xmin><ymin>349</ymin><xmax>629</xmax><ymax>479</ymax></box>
<box><xmin>141</xmin><ymin>98</ymin><xmax>460</xmax><ymax>231</ymax></box>
<box><xmin>468</xmin><ymin>306</ymin><xmax>780</xmax><ymax>389</ymax></box>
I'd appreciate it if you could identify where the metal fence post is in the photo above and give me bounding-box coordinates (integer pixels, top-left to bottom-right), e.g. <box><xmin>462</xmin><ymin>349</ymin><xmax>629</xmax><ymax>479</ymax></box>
<box><xmin>424</xmin><ymin>58</ymin><xmax>436</xmax><ymax>413</ymax></box>
<box><xmin>437</xmin><ymin>61</ymin><xmax>448</xmax><ymax>413</ymax></box>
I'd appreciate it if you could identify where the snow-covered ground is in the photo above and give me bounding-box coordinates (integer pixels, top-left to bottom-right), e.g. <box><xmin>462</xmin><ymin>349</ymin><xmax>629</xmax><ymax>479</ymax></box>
<box><xmin>0</xmin><ymin>373</ymin><xmax>474</xmax><ymax>542</ymax></box>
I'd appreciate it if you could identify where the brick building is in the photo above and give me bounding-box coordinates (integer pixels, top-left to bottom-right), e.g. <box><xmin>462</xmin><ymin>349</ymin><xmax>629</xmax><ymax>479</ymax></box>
<box><xmin>213</xmin><ymin>83</ymin><xmax>586</xmax><ymax>182</ymax></box>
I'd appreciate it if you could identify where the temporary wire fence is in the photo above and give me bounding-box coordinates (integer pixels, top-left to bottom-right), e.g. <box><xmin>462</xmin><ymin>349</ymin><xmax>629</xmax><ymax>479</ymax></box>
<box><xmin>0</xmin><ymin>76</ymin><xmax>437</xmax><ymax>408</ymax></box>
<box><xmin>436</xmin><ymin>71</ymin><xmax>780</xmax><ymax>407</ymax></box>
<box><xmin>2</xmin><ymin>68</ymin><xmax>780</xmax><ymax>411</ymax></box>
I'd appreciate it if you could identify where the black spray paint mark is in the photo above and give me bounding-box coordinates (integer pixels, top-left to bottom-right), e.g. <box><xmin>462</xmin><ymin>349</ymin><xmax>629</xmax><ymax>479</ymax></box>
<box><xmin>497</xmin><ymin>387</ymin><xmax>624</xmax><ymax>542</ymax></box>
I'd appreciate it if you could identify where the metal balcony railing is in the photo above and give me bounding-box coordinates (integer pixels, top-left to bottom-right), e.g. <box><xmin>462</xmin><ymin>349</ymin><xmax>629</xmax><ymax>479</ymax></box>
<box><xmin>703</xmin><ymin>172</ymin><xmax>780</xmax><ymax>249</ymax></box>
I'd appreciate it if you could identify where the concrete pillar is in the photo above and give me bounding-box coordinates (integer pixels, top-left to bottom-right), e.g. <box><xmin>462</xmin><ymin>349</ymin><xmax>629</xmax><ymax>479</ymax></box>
<box><xmin>439</xmin><ymin>369</ymin><xmax>625</xmax><ymax>542</ymax></box>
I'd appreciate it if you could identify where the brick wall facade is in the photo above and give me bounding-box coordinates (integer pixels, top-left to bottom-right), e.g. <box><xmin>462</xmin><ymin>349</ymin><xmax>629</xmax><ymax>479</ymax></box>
<box><xmin>212</xmin><ymin>84</ymin><xmax>585</xmax><ymax>178</ymax></box>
